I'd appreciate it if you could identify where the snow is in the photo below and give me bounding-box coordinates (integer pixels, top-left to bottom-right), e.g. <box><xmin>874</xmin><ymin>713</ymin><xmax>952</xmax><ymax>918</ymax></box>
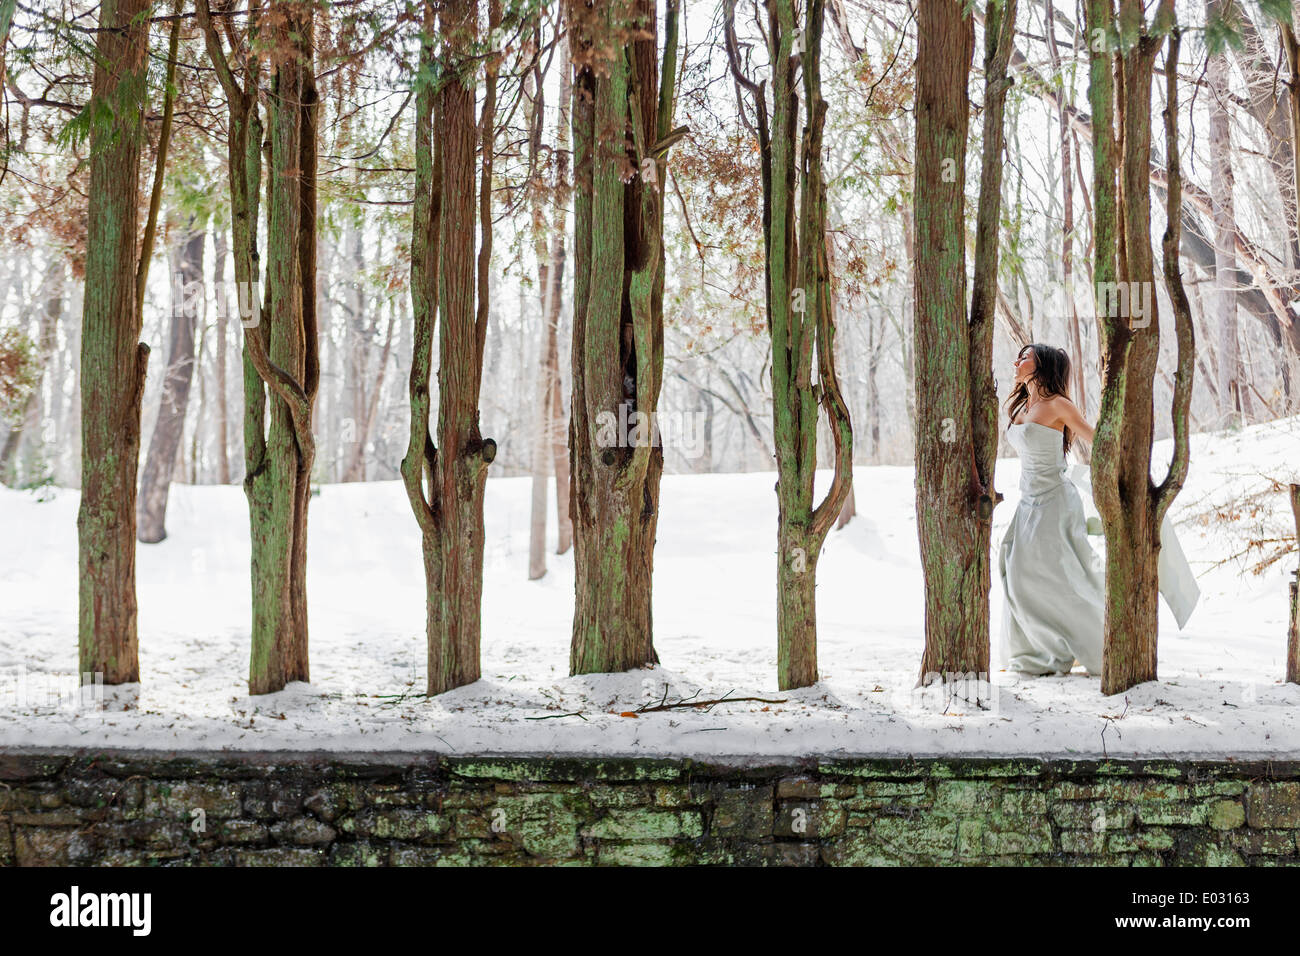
<box><xmin>2</xmin><ymin>416</ymin><xmax>1299</xmax><ymax>760</ymax></box>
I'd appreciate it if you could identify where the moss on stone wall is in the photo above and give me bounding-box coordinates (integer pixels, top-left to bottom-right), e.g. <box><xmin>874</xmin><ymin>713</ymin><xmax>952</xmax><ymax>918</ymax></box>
<box><xmin>0</xmin><ymin>751</ymin><xmax>1297</xmax><ymax>866</ymax></box>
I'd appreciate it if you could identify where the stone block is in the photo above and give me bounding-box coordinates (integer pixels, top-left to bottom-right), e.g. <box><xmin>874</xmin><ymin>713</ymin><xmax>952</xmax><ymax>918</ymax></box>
<box><xmin>270</xmin><ymin>817</ymin><xmax>337</xmax><ymax>846</ymax></box>
<box><xmin>596</xmin><ymin>842</ymin><xmax>679</xmax><ymax>866</ymax></box>
<box><xmin>494</xmin><ymin>792</ymin><xmax>582</xmax><ymax>858</ymax></box>
<box><xmin>235</xmin><ymin>847</ymin><xmax>324</xmax><ymax>866</ymax></box>
<box><xmin>933</xmin><ymin>780</ymin><xmax>999</xmax><ymax>814</ymax></box>
<box><xmin>217</xmin><ymin>819</ymin><xmax>270</xmax><ymax>846</ymax></box>
<box><xmin>339</xmin><ymin>808</ymin><xmax>452</xmax><ymax>844</ymax></box>
<box><xmin>303</xmin><ymin>783</ymin><xmax>364</xmax><ymax>823</ymax></box>
<box><xmin>1209</xmin><ymin>800</ymin><xmax>1245</xmax><ymax>830</ymax></box>
<box><xmin>147</xmin><ymin>780</ymin><xmax>242</xmax><ymax>819</ymax></box>
<box><xmin>1136</xmin><ymin>801</ymin><xmax>1208</xmax><ymax>827</ymax></box>
<box><xmin>586</xmin><ymin>808</ymin><xmax>704</xmax><ymax>842</ymax></box>
<box><xmin>1107</xmin><ymin>829</ymin><xmax>1174</xmax><ymax>853</ymax></box>
<box><xmin>328</xmin><ymin>841</ymin><xmax>390</xmax><ymax>866</ymax></box>
<box><xmin>712</xmin><ymin>786</ymin><xmax>775</xmax><ymax>839</ymax></box>
<box><xmin>1246</xmin><ymin>783</ymin><xmax>1300</xmax><ymax>829</ymax></box>
<box><xmin>773</xmin><ymin>800</ymin><xmax>845</xmax><ymax>839</ymax></box>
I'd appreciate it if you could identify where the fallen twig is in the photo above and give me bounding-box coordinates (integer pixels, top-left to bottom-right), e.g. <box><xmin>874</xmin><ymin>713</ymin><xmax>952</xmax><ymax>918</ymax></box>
<box><xmin>636</xmin><ymin>689</ymin><xmax>788</xmax><ymax>713</ymax></box>
<box><xmin>524</xmin><ymin>711</ymin><xmax>588</xmax><ymax>721</ymax></box>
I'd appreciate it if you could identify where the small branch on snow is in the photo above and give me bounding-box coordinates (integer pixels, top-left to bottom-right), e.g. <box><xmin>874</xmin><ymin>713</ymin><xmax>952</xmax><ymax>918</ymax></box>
<box><xmin>636</xmin><ymin>689</ymin><xmax>788</xmax><ymax>713</ymax></box>
<box><xmin>524</xmin><ymin>711</ymin><xmax>588</xmax><ymax>721</ymax></box>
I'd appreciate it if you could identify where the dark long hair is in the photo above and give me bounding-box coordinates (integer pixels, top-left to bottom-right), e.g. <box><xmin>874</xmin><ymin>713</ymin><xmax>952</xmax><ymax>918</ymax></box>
<box><xmin>1005</xmin><ymin>343</ymin><xmax>1074</xmax><ymax>453</ymax></box>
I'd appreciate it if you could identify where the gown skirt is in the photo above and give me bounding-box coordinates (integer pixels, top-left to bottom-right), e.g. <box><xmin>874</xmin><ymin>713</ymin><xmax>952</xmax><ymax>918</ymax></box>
<box><xmin>997</xmin><ymin>421</ymin><xmax>1200</xmax><ymax>677</ymax></box>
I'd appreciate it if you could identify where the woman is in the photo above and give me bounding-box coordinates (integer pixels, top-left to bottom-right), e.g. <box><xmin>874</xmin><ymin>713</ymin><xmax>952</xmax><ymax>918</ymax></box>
<box><xmin>997</xmin><ymin>343</ymin><xmax>1199</xmax><ymax>677</ymax></box>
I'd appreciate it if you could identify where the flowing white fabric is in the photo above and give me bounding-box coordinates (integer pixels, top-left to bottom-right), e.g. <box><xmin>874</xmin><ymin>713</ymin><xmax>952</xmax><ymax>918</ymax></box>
<box><xmin>997</xmin><ymin>422</ymin><xmax>1200</xmax><ymax>676</ymax></box>
<box><xmin>1067</xmin><ymin>460</ymin><xmax>1200</xmax><ymax>630</ymax></box>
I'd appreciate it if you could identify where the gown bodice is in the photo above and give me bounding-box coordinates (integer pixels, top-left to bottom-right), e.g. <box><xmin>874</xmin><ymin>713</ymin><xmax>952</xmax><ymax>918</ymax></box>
<box><xmin>1006</xmin><ymin>421</ymin><xmax>1069</xmax><ymax>498</ymax></box>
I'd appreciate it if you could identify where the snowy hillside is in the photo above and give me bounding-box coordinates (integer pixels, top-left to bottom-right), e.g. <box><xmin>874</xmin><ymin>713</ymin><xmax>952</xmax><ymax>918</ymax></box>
<box><xmin>2</xmin><ymin>416</ymin><xmax>1299</xmax><ymax>759</ymax></box>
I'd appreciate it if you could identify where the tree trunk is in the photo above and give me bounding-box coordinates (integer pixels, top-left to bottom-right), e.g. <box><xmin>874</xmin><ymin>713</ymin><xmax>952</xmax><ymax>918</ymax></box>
<box><xmin>1043</xmin><ymin>0</ymin><xmax>1088</xmax><ymax>419</ymax></box>
<box><xmin>912</xmin><ymin>0</ymin><xmax>1013</xmax><ymax>689</ymax></box>
<box><xmin>1094</xmin><ymin>0</ymin><xmax>1160</xmax><ymax>693</ymax></box>
<box><xmin>865</xmin><ymin>309</ymin><xmax>881</xmax><ymax>460</ymax></box>
<box><xmin>432</xmin><ymin>0</ymin><xmax>495</xmax><ymax>691</ymax></box>
<box><xmin>1281</xmin><ymin>21</ymin><xmax>1300</xmax><ymax>278</ymax></box>
<box><xmin>1208</xmin><ymin>0</ymin><xmax>1246</xmax><ymax>429</ymax></box>
<box><xmin>835</xmin><ymin>485</ymin><xmax>856</xmax><ymax>530</ymax></box>
<box><xmin>1089</xmin><ymin>0</ymin><xmax>1194</xmax><ymax>695</ymax></box>
<box><xmin>233</xmin><ymin>0</ymin><xmax>319</xmax><ymax>695</ymax></box>
<box><xmin>528</xmin><ymin>330</ymin><xmax>550</xmax><ymax>581</ymax></box>
<box><xmin>1224</xmin><ymin>0</ymin><xmax>1300</xmax><ymax>270</ymax></box>
<box><xmin>552</xmin><ymin>322</ymin><xmax>573</xmax><ymax>554</ymax></box>
<box><xmin>0</xmin><ymin>0</ymin><xmax>17</xmax><ymax>79</ymax></box>
<box><xmin>0</xmin><ymin>261</ymin><xmax>62</xmax><ymax>480</ymax></box>
<box><xmin>77</xmin><ymin>0</ymin><xmax>151</xmax><ymax>685</ymax></box>
<box><xmin>342</xmin><ymin>225</ymin><xmax>369</xmax><ymax>482</ymax></box>
<box><xmin>694</xmin><ymin>381</ymin><xmax>713</xmax><ymax>472</ymax></box>
<box><xmin>567</xmin><ymin>0</ymin><xmax>680</xmax><ymax>675</ymax></box>
<box><xmin>527</xmin><ymin>41</ymin><xmax>553</xmax><ymax>581</ymax></box>
<box><xmin>62</xmin><ymin>289</ymin><xmax>82</xmax><ymax>488</ymax></box>
<box><xmin>552</xmin><ymin>45</ymin><xmax>574</xmax><ymax>556</ymax></box>
<box><xmin>401</xmin><ymin>0</ymin><xmax>496</xmax><ymax>696</ymax></box>
<box><xmin>1288</xmin><ymin>483</ymin><xmax>1299</xmax><ymax>684</ymax></box>
<box><xmin>138</xmin><ymin>222</ymin><xmax>206</xmax><ymax>543</ymax></box>
<box><xmin>189</xmin><ymin>304</ymin><xmax>208</xmax><ymax>484</ymax></box>
<box><xmin>200</xmin><ymin>0</ymin><xmax>273</xmax><ymax>692</ymax></box>
<box><xmin>359</xmin><ymin>313</ymin><xmax>395</xmax><ymax>476</ymax></box>
<box><xmin>725</xmin><ymin>0</ymin><xmax>853</xmax><ymax>688</ymax></box>
<box><xmin>214</xmin><ymin>229</ymin><xmax>231</xmax><ymax>483</ymax></box>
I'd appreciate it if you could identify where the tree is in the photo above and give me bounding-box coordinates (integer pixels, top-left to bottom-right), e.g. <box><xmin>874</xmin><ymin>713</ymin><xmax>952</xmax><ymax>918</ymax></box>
<box><xmin>1289</xmin><ymin>483</ymin><xmax>1299</xmax><ymax>684</ymax></box>
<box><xmin>1043</xmin><ymin>0</ymin><xmax>1089</xmax><ymax>419</ymax></box>
<box><xmin>340</xmin><ymin>226</ymin><xmax>397</xmax><ymax>483</ymax></box>
<box><xmin>911</xmin><ymin>0</ymin><xmax>1016</xmax><ymax>689</ymax></box>
<box><xmin>401</xmin><ymin>0</ymin><xmax>498</xmax><ymax>695</ymax></box>
<box><xmin>1281</xmin><ymin>14</ymin><xmax>1300</xmax><ymax>258</ymax></box>
<box><xmin>248</xmin><ymin>0</ymin><xmax>320</xmax><ymax>693</ymax></box>
<box><xmin>1087</xmin><ymin>0</ymin><xmax>1194</xmax><ymax>694</ymax></box>
<box><xmin>213</xmin><ymin>229</ymin><xmax>231</xmax><ymax>485</ymax></box>
<box><xmin>77</xmin><ymin>0</ymin><xmax>153</xmax><ymax>685</ymax></box>
<box><xmin>566</xmin><ymin>0</ymin><xmax>683</xmax><ymax>675</ymax></box>
<box><xmin>527</xmin><ymin>29</ymin><xmax>574</xmax><ymax>580</ymax></box>
<box><xmin>0</xmin><ymin>0</ymin><xmax>17</xmax><ymax>79</ymax></box>
<box><xmin>1206</xmin><ymin>0</ymin><xmax>1249</xmax><ymax>428</ymax></box>
<box><xmin>724</xmin><ymin>0</ymin><xmax>853</xmax><ymax>689</ymax></box>
<box><xmin>0</xmin><ymin>324</ymin><xmax>39</xmax><ymax>448</ymax></box>
<box><xmin>138</xmin><ymin>221</ymin><xmax>206</xmax><ymax>543</ymax></box>
<box><xmin>0</xmin><ymin>261</ymin><xmax>62</xmax><ymax>480</ymax></box>
<box><xmin>1006</xmin><ymin>2</ymin><xmax>1299</xmax><ymax>408</ymax></box>
<box><xmin>200</xmin><ymin>0</ymin><xmax>318</xmax><ymax>694</ymax></box>
<box><xmin>198</xmin><ymin>0</ymin><xmax>262</xmax><ymax>677</ymax></box>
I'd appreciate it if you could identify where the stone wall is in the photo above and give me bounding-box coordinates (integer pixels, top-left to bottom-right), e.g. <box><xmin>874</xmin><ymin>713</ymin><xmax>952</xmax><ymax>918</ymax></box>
<box><xmin>1</xmin><ymin>750</ymin><xmax>1298</xmax><ymax>866</ymax></box>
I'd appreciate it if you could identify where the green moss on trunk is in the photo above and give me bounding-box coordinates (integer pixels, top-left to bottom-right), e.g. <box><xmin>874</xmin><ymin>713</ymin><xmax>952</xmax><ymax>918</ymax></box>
<box><xmin>77</xmin><ymin>0</ymin><xmax>152</xmax><ymax>685</ymax></box>
<box><xmin>567</xmin><ymin>0</ymin><xmax>675</xmax><ymax>676</ymax></box>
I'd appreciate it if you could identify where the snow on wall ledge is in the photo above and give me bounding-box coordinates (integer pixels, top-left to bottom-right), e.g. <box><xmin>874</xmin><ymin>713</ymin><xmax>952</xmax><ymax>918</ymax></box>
<box><xmin>2</xmin><ymin>750</ymin><xmax>1298</xmax><ymax>866</ymax></box>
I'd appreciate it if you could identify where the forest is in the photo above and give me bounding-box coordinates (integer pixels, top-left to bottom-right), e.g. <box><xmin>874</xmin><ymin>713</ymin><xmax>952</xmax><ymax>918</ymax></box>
<box><xmin>1</xmin><ymin>0</ymin><xmax>1299</xmax><ymax>720</ymax></box>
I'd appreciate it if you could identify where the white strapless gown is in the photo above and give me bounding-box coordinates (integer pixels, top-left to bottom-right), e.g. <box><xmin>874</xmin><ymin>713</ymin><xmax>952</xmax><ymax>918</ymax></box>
<box><xmin>997</xmin><ymin>421</ymin><xmax>1200</xmax><ymax>676</ymax></box>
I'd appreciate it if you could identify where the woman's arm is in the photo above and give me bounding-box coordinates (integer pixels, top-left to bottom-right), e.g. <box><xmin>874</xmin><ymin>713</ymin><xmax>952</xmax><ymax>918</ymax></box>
<box><xmin>1057</xmin><ymin>397</ymin><xmax>1095</xmax><ymax>444</ymax></box>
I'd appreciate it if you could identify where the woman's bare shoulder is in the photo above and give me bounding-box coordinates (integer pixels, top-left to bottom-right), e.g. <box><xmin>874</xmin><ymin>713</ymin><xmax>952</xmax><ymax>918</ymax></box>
<box><xmin>1045</xmin><ymin>394</ymin><xmax>1089</xmax><ymax>429</ymax></box>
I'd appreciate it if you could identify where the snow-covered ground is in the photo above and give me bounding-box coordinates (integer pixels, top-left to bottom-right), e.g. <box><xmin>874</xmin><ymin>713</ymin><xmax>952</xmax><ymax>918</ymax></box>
<box><xmin>2</xmin><ymin>417</ymin><xmax>1299</xmax><ymax>759</ymax></box>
